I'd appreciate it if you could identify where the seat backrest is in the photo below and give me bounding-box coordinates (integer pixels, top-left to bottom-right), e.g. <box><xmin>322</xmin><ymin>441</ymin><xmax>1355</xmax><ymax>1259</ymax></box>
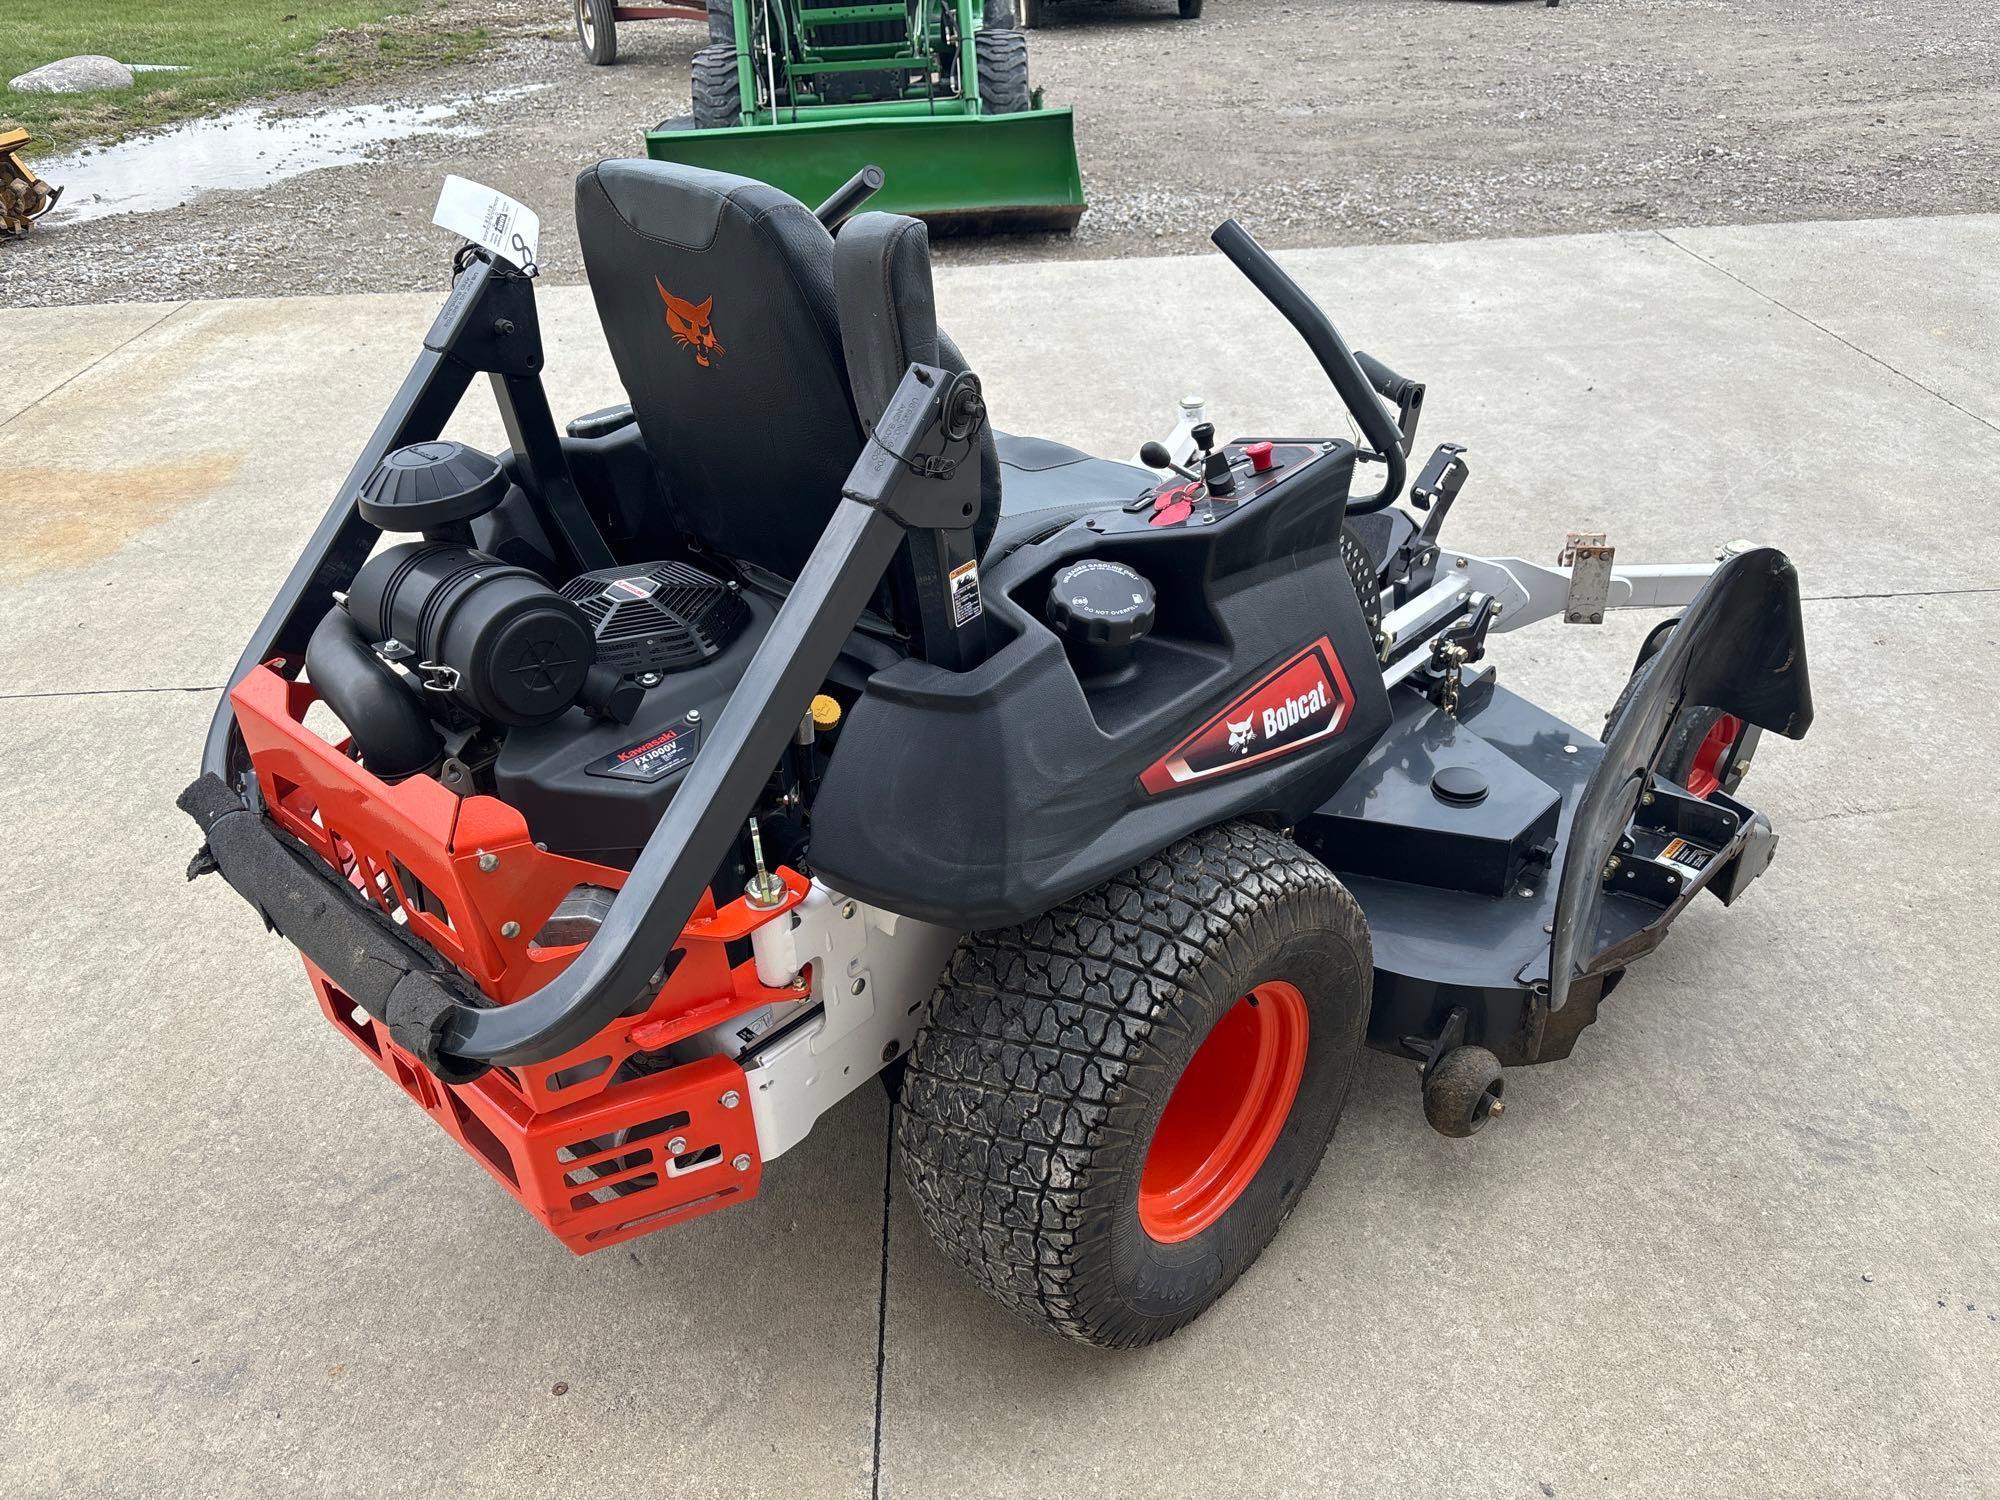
<box><xmin>576</xmin><ymin>160</ymin><xmax>861</xmax><ymax>581</ymax></box>
<box><xmin>575</xmin><ymin>162</ymin><xmax>1000</xmax><ymax>582</ymax></box>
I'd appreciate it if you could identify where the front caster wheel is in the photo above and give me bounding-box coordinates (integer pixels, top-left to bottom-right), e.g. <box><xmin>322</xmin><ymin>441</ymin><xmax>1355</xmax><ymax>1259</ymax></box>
<box><xmin>897</xmin><ymin>821</ymin><xmax>1372</xmax><ymax>1348</ymax></box>
<box><xmin>1422</xmin><ymin>1045</ymin><xmax>1504</xmax><ymax>1138</ymax></box>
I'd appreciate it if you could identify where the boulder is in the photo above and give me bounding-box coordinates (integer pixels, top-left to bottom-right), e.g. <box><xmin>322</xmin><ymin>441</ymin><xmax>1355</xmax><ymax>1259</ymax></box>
<box><xmin>8</xmin><ymin>55</ymin><xmax>137</xmax><ymax>95</ymax></box>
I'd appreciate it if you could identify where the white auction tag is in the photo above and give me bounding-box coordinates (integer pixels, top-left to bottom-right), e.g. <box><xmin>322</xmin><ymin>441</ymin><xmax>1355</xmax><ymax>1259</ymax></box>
<box><xmin>432</xmin><ymin>175</ymin><xmax>542</xmax><ymax>271</ymax></box>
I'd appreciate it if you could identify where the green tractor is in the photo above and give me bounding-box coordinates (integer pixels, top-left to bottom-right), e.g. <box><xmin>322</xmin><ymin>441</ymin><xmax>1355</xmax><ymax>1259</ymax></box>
<box><xmin>646</xmin><ymin>0</ymin><xmax>1084</xmax><ymax>232</ymax></box>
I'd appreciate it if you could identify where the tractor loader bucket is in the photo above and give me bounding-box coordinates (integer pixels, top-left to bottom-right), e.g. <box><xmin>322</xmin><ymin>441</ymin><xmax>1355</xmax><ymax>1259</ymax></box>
<box><xmin>645</xmin><ymin>108</ymin><xmax>1084</xmax><ymax>234</ymax></box>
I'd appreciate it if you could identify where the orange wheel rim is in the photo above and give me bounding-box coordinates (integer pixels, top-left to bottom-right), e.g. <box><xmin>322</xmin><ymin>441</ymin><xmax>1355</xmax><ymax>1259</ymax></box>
<box><xmin>1138</xmin><ymin>981</ymin><xmax>1310</xmax><ymax>1244</ymax></box>
<box><xmin>1687</xmin><ymin>713</ymin><xmax>1743</xmax><ymax>799</ymax></box>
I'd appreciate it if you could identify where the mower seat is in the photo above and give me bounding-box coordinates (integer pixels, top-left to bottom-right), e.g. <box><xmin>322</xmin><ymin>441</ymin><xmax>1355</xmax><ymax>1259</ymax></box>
<box><xmin>988</xmin><ymin>434</ymin><xmax>1155</xmax><ymax>557</ymax></box>
<box><xmin>576</xmin><ymin>161</ymin><xmax>1153</xmax><ymax>579</ymax></box>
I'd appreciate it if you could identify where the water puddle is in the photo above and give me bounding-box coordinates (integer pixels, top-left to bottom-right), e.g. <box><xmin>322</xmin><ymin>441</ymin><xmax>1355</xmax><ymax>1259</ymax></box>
<box><xmin>39</xmin><ymin>85</ymin><xmax>547</xmax><ymax>224</ymax></box>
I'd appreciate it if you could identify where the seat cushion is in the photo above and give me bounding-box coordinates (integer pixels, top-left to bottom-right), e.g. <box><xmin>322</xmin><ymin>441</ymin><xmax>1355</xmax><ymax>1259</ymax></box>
<box><xmin>986</xmin><ymin>434</ymin><xmax>1156</xmax><ymax>557</ymax></box>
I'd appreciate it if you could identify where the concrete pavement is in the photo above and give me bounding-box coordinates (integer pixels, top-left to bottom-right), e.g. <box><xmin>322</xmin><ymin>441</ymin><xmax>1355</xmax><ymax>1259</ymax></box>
<box><xmin>2</xmin><ymin>214</ymin><xmax>1996</xmax><ymax>1498</ymax></box>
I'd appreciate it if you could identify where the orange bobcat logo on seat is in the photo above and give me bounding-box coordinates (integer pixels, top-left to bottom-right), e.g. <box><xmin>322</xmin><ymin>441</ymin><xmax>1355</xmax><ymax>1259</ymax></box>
<box><xmin>656</xmin><ymin>280</ymin><xmax>724</xmax><ymax>367</ymax></box>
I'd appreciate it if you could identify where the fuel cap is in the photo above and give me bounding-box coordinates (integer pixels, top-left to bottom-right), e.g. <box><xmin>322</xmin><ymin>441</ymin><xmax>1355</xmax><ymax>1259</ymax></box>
<box><xmin>1047</xmin><ymin>559</ymin><xmax>1156</xmax><ymax>648</ymax></box>
<box><xmin>1046</xmin><ymin>559</ymin><xmax>1156</xmax><ymax>686</ymax></box>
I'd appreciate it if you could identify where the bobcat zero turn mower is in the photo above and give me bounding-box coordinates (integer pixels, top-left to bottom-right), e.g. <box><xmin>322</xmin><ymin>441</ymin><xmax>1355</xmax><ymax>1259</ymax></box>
<box><xmin>644</xmin><ymin>0</ymin><xmax>1084</xmax><ymax>231</ymax></box>
<box><xmin>180</xmin><ymin>161</ymin><xmax>1811</xmax><ymax>1348</ymax></box>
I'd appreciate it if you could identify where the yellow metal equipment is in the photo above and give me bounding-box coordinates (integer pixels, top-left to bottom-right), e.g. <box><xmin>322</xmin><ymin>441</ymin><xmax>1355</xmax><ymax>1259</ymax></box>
<box><xmin>1</xmin><ymin>128</ymin><xmax>62</xmax><ymax>235</ymax></box>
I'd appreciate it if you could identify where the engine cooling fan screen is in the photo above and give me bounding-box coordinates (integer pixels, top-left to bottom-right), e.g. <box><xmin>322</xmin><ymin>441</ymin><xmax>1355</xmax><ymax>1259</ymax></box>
<box><xmin>559</xmin><ymin>561</ymin><xmax>749</xmax><ymax>673</ymax></box>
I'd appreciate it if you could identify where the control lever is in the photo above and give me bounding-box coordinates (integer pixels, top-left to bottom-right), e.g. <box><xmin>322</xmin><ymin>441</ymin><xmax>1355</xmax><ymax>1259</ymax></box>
<box><xmin>1138</xmin><ymin>440</ymin><xmax>1200</xmax><ymax>485</ymax></box>
<box><xmin>1190</xmin><ymin>421</ymin><xmax>1237</xmax><ymax>499</ymax></box>
<box><xmin>1209</xmin><ymin>219</ymin><xmax>1406</xmax><ymax>514</ymax></box>
<box><xmin>814</xmin><ymin>164</ymin><xmax>885</xmax><ymax>233</ymax></box>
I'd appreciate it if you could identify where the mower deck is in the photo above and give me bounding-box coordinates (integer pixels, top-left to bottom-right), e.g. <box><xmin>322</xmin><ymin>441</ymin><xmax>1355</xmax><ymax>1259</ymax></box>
<box><xmin>1304</xmin><ymin>671</ymin><xmax>1778</xmax><ymax>1069</ymax></box>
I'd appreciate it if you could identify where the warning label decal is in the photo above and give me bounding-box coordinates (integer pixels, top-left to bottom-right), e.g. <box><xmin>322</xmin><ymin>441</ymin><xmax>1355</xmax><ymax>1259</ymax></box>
<box><xmin>949</xmin><ymin>558</ymin><xmax>983</xmax><ymax>628</ymax></box>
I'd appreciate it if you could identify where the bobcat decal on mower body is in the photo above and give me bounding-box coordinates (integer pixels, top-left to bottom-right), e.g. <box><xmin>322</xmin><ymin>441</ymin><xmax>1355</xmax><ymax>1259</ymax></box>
<box><xmin>1140</xmin><ymin>637</ymin><xmax>1355</xmax><ymax>794</ymax></box>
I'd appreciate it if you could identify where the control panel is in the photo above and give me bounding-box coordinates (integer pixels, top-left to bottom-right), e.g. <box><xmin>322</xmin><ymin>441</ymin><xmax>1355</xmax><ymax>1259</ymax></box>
<box><xmin>1128</xmin><ymin>436</ymin><xmax>1334</xmax><ymax>530</ymax></box>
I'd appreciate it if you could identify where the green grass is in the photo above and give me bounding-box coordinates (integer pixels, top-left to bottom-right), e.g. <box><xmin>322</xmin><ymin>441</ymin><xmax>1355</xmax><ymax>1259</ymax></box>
<box><xmin>0</xmin><ymin>0</ymin><xmax>489</xmax><ymax>153</ymax></box>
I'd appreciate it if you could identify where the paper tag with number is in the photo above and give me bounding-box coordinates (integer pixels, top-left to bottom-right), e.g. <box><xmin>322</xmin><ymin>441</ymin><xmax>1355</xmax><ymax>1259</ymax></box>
<box><xmin>432</xmin><ymin>176</ymin><xmax>542</xmax><ymax>272</ymax></box>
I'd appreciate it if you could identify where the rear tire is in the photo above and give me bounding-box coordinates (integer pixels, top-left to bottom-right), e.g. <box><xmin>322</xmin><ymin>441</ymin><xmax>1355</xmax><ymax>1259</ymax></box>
<box><xmin>1178</xmin><ymin>0</ymin><xmax>1204</xmax><ymax>16</ymax></box>
<box><xmin>897</xmin><ymin>821</ymin><xmax>1372</xmax><ymax>1348</ymax></box>
<box><xmin>690</xmin><ymin>44</ymin><xmax>742</xmax><ymax>129</ymax></box>
<box><xmin>706</xmin><ymin>0</ymin><xmax>736</xmax><ymax>43</ymax></box>
<box><xmin>973</xmin><ymin>27</ymin><xmax>1032</xmax><ymax>114</ymax></box>
<box><xmin>576</xmin><ymin>0</ymin><xmax>618</xmax><ymax>65</ymax></box>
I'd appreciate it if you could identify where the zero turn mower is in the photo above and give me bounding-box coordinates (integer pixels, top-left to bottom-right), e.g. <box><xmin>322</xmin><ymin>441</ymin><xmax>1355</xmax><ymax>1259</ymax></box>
<box><xmin>644</xmin><ymin>0</ymin><xmax>1083</xmax><ymax>231</ymax></box>
<box><xmin>182</xmin><ymin>161</ymin><xmax>1810</xmax><ymax>1347</ymax></box>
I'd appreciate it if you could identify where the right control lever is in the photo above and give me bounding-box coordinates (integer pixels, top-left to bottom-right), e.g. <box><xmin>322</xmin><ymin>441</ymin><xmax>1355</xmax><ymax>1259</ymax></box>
<box><xmin>1209</xmin><ymin>218</ymin><xmax>1407</xmax><ymax>514</ymax></box>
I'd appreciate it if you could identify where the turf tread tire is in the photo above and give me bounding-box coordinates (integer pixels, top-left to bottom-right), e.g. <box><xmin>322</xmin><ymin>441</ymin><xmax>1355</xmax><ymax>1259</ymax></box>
<box><xmin>897</xmin><ymin>820</ymin><xmax>1371</xmax><ymax>1347</ymax></box>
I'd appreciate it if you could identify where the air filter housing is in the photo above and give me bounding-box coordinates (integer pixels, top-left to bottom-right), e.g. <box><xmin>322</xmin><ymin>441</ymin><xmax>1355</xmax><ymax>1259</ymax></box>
<box><xmin>559</xmin><ymin>561</ymin><xmax>749</xmax><ymax>675</ymax></box>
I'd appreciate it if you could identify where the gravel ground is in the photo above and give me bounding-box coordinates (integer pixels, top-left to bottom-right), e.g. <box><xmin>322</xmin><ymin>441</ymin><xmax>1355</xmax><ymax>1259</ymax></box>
<box><xmin>3</xmin><ymin>0</ymin><xmax>1996</xmax><ymax>304</ymax></box>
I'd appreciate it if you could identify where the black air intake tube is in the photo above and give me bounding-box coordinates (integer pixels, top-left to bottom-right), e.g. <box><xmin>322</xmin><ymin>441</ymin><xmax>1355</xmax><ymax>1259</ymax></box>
<box><xmin>1210</xmin><ymin>219</ymin><xmax>1408</xmax><ymax>513</ymax></box>
<box><xmin>304</xmin><ymin>610</ymin><xmax>444</xmax><ymax>781</ymax></box>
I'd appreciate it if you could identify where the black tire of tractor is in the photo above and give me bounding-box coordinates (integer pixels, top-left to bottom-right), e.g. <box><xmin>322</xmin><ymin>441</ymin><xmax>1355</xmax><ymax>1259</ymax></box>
<box><xmin>576</xmin><ymin>0</ymin><xmax>619</xmax><ymax>65</ymax></box>
<box><xmin>974</xmin><ymin>27</ymin><xmax>1032</xmax><ymax>115</ymax></box>
<box><xmin>1178</xmin><ymin>0</ymin><xmax>1204</xmax><ymax>17</ymax></box>
<box><xmin>706</xmin><ymin>0</ymin><xmax>736</xmax><ymax>43</ymax></box>
<box><xmin>690</xmin><ymin>44</ymin><xmax>743</xmax><ymax>129</ymax></box>
<box><xmin>983</xmin><ymin>0</ymin><xmax>1018</xmax><ymax>25</ymax></box>
<box><xmin>896</xmin><ymin>820</ymin><xmax>1373</xmax><ymax>1348</ymax></box>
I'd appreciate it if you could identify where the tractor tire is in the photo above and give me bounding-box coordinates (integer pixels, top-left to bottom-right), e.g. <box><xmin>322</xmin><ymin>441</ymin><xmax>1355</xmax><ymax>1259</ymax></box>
<box><xmin>974</xmin><ymin>27</ymin><xmax>1032</xmax><ymax>115</ymax></box>
<box><xmin>690</xmin><ymin>44</ymin><xmax>743</xmax><ymax>130</ymax></box>
<box><xmin>897</xmin><ymin>820</ymin><xmax>1372</xmax><ymax>1348</ymax></box>
<box><xmin>1605</xmin><ymin>621</ymin><xmax>1750</xmax><ymax>800</ymax></box>
<box><xmin>1178</xmin><ymin>0</ymin><xmax>1204</xmax><ymax>16</ymax></box>
<box><xmin>983</xmin><ymin>0</ymin><xmax>1017</xmax><ymax>24</ymax></box>
<box><xmin>576</xmin><ymin>0</ymin><xmax>618</xmax><ymax>65</ymax></box>
<box><xmin>706</xmin><ymin>0</ymin><xmax>735</xmax><ymax>43</ymax></box>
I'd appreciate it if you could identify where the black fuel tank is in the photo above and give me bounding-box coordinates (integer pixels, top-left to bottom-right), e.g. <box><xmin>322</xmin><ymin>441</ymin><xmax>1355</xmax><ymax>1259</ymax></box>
<box><xmin>810</xmin><ymin>440</ymin><xmax>1391</xmax><ymax>928</ymax></box>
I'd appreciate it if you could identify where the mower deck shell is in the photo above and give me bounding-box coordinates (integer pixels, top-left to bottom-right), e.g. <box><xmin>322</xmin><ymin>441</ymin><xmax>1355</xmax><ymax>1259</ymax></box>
<box><xmin>1305</xmin><ymin>674</ymin><xmax>1785</xmax><ymax>1069</ymax></box>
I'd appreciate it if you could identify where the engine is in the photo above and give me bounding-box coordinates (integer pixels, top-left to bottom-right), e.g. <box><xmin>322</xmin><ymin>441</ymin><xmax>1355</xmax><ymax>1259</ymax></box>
<box><xmin>306</xmin><ymin>440</ymin><xmax>813</xmax><ymax>872</ymax></box>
